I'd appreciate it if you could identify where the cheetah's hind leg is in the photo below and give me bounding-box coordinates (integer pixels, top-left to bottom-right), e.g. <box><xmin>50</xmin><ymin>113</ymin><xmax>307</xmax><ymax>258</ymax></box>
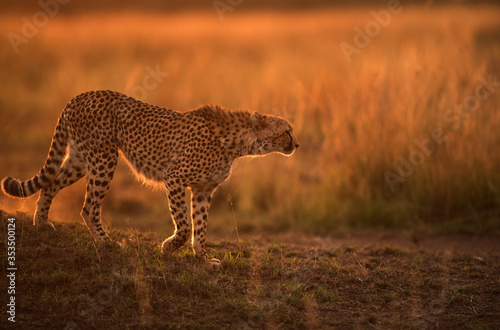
<box><xmin>33</xmin><ymin>150</ymin><xmax>87</xmax><ymax>230</ymax></box>
<box><xmin>79</xmin><ymin>148</ymin><xmax>121</xmax><ymax>249</ymax></box>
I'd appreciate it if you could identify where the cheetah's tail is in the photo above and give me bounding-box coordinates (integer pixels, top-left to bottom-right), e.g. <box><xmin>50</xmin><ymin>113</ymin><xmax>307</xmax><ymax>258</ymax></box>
<box><xmin>1</xmin><ymin>117</ymin><xmax>68</xmax><ymax>198</ymax></box>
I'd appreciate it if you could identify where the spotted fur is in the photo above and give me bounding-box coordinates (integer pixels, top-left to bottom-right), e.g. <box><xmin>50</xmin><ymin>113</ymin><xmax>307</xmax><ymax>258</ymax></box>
<box><xmin>1</xmin><ymin>90</ymin><xmax>299</xmax><ymax>265</ymax></box>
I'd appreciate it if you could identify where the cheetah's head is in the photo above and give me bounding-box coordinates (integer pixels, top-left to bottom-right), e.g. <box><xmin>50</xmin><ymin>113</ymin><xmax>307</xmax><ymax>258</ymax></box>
<box><xmin>250</xmin><ymin>112</ymin><xmax>300</xmax><ymax>156</ymax></box>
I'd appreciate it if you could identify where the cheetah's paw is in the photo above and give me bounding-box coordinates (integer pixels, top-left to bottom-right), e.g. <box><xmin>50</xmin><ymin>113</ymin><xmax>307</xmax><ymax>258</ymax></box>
<box><xmin>207</xmin><ymin>258</ymin><xmax>222</xmax><ymax>271</ymax></box>
<box><xmin>34</xmin><ymin>220</ymin><xmax>56</xmax><ymax>231</ymax></box>
<box><xmin>101</xmin><ymin>239</ymin><xmax>122</xmax><ymax>250</ymax></box>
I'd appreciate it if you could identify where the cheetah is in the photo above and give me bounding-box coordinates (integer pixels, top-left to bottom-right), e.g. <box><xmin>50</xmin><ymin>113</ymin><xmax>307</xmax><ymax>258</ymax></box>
<box><xmin>1</xmin><ymin>90</ymin><xmax>299</xmax><ymax>267</ymax></box>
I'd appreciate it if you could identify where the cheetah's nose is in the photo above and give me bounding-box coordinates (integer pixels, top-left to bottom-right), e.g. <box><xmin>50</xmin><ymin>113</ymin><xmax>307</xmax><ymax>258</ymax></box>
<box><xmin>295</xmin><ymin>143</ymin><xmax>300</xmax><ymax>149</ymax></box>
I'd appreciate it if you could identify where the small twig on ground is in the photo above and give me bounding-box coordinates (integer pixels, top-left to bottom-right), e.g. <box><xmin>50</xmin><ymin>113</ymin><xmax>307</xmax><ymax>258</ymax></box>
<box><xmin>227</xmin><ymin>194</ymin><xmax>240</xmax><ymax>243</ymax></box>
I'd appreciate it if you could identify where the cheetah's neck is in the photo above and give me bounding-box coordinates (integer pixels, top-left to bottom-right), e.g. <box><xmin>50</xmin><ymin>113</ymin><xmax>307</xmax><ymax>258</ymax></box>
<box><xmin>195</xmin><ymin>105</ymin><xmax>260</xmax><ymax>159</ymax></box>
<box><xmin>228</xmin><ymin>112</ymin><xmax>260</xmax><ymax>159</ymax></box>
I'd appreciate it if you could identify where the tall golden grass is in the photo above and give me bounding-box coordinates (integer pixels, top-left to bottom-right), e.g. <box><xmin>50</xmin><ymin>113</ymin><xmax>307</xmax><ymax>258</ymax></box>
<box><xmin>1</xmin><ymin>6</ymin><xmax>499</xmax><ymax>235</ymax></box>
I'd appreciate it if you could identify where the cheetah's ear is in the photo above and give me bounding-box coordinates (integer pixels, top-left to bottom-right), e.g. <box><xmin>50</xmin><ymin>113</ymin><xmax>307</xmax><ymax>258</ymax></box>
<box><xmin>251</xmin><ymin>112</ymin><xmax>267</xmax><ymax>132</ymax></box>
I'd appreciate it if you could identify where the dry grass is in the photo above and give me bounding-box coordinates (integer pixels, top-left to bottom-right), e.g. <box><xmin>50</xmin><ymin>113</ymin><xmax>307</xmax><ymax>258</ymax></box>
<box><xmin>1</xmin><ymin>6</ymin><xmax>500</xmax><ymax>236</ymax></box>
<box><xmin>3</xmin><ymin>210</ymin><xmax>500</xmax><ymax>328</ymax></box>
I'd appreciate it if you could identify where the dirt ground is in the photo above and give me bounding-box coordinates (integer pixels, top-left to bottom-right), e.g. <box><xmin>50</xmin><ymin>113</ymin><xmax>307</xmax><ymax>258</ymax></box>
<box><xmin>269</xmin><ymin>231</ymin><xmax>500</xmax><ymax>255</ymax></box>
<box><xmin>2</xmin><ymin>211</ymin><xmax>500</xmax><ymax>329</ymax></box>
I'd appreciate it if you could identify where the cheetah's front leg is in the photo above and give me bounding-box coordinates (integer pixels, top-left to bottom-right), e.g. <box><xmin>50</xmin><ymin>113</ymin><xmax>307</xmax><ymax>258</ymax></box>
<box><xmin>191</xmin><ymin>186</ymin><xmax>220</xmax><ymax>269</ymax></box>
<box><xmin>161</xmin><ymin>182</ymin><xmax>191</xmax><ymax>253</ymax></box>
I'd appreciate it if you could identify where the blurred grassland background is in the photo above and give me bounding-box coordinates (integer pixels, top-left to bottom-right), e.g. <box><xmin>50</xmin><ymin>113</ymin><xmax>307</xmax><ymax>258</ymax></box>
<box><xmin>1</xmin><ymin>1</ymin><xmax>500</xmax><ymax>237</ymax></box>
